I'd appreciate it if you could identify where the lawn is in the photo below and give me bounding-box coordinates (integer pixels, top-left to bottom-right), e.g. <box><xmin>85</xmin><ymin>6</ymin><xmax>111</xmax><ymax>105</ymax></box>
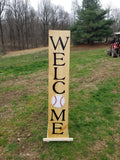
<box><xmin>0</xmin><ymin>47</ymin><xmax>120</xmax><ymax>160</ymax></box>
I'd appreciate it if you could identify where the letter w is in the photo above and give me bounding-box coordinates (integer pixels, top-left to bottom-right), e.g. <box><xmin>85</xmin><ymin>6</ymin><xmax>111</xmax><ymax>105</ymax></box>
<box><xmin>50</xmin><ymin>36</ymin><xmax>69</xmax><ymax>50</ymax></box>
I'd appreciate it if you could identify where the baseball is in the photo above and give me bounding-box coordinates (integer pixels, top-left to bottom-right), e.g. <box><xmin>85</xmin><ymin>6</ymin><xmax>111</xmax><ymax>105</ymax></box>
<box><xmin>51</xmin><ymin>95</ymin><xmax>65</xmax><ymax>108</ymax></box>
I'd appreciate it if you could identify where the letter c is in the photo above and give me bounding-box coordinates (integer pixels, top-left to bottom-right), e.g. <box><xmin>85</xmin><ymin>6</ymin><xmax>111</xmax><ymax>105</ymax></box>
<box><xmin>53</xmin><ymin>81</ymin><xmax>65</xmax><ymax>94</ymax></box>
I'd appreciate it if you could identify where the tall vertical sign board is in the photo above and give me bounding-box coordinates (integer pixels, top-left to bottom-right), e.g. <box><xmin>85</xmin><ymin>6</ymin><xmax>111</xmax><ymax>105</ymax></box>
<box><xmin>43</xmin><ymin>30</ymin><xmax>73</xmax><ymax>142</ymax></box>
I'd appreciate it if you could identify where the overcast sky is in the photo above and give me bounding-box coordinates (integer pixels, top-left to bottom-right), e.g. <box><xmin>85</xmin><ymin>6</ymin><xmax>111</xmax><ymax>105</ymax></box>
<box><xmin>30</xmin><ymin>0</ymin><xmax>120</xmax><ymax>12</ymax></box>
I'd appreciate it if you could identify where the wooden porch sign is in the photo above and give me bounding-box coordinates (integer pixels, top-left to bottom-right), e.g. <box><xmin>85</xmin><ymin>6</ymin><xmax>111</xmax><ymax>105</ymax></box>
<box><xmin>43</xmin><ymin>30</ymin><xmax>73</xmax><ymax>142</ymax></box>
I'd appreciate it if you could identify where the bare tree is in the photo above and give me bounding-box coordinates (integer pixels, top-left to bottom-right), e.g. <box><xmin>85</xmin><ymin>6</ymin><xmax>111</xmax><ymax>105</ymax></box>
<box><xmin>0</xmin><ymin>0</ymin><xmax>6</xmax><ymax>54</ymax></box>
<box><xmin>0</xmin><ymin>0</ymin><xmax>71</xmax><ymax>51</ymax></box>
<box><xmin>111</xmin><ymin>8</ymin><xmax>120</xmax><ymax>32</ymax></box>
<box><xmin>38</xmin><ymin>0</ymin><xmax>52</xmax><ymax>46</ymax></box>
<box><xmin>57</xmin><ymin>6</ymin><xmax>70</xmax><ymax>30</ymax></box>
<box><xmin>71</xmin><ymin>0</ymin><xmax>81</xmax><ymax>24</ymax></box>
<box><xmin>50</xmin><ymin>5</ymin><xmax>59</xmax><ymax>29</ymax></box>
<box><xmin>6</xmin><ymin>8</ymin><xmax>16</xmax><ymax>48</ymax></box>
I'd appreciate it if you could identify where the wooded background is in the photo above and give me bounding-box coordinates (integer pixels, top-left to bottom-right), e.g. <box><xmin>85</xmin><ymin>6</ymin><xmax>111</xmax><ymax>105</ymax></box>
<box><xmin>0</xmin><ymin>0</ymin><xmax>120</xmax><ymax>54</ymax></box>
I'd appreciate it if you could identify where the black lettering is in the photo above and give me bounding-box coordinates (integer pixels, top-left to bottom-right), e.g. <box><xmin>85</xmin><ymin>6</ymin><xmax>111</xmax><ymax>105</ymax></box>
<box><xmin>52</xmin><ymin>122</ymin><xmax>64</xmax><ymax>134</ymax></box>
<box><xmin>50</xmin><ymin>36</ymin><xmax>69</xmax><ymax>50</ymax></box>
<box><xmin>53</xmin><ymin>81</ymin><xmax>65</xmax><ymax>94</ymax></box>
<box><xmin>54</xmin><ymin>67</ymin><xmax>65</xmax><ymax>80</ymax></box>
<box><xmin>51</xmin><ymin>109</ymin><xmax>65</xmax><ymax>121</ymax></box>
<box><xmin>53</xmin><ymin>52</ymin><xmax>65</xmax><ymax>66</ymax></box>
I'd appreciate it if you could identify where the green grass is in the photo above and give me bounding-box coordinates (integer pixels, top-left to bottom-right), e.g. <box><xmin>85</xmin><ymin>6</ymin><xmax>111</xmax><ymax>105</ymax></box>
<box><xmin>0</xmin><ymin>50</ymin><xmax>48</xmax><ymax>81</ymax></box>
<box><xmin>0</xmin><ymin>47</ymin><xmax>120</xmax><ymax>159</ymax></box>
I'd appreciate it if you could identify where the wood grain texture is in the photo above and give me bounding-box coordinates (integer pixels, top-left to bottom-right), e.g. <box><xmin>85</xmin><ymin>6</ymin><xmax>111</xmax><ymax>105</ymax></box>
<box><xmin>47</xmin><ymin>30</ymin><xmax>70</xmax><ymax>139</ymax></box>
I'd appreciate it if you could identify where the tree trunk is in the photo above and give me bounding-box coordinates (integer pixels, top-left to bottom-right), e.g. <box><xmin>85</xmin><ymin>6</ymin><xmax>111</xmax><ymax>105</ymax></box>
<box><xmin>0</xmin><ymin>18</ymin><xmax>5</xmax><ymax>54</ymax></box>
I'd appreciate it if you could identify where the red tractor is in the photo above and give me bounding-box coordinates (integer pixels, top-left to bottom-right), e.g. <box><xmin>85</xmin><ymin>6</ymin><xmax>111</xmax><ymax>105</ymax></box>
<box><xmin>107</xmin><ymin>32</ymin><xmax>120</xmax><ymax>57</ymax></box>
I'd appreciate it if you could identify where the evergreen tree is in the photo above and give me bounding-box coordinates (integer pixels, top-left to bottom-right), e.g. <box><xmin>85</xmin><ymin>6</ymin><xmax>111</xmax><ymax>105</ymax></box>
<box><xmin>71</xmin><ymin>0</ymin><xmax>114</xmax><ymax>44</ymax></box>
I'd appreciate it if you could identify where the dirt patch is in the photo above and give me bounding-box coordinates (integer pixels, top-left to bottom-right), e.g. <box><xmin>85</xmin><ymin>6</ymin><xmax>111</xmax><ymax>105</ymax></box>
<box><xmin>3</xmin><ymin>47</ymin><xmax>48</xmax><ymax>58</ymax></box>
<box><xmin>114</xmin><ymin>133</ymin><xmax>120</xmax><ymax>159</ymax></box>
<box><xmin>0</xmin><ymin>90</ymin><xmax>25</xmax><ymax>107</ymax></box>
<box><xmin>72</xmin><ymin>60</ymin><xmax>120</xmax><ymax>91</ymax></box>
<box><xmin>83</xmin><ymin>140</ymin><xmax>108</xmax><ymax>160</ymax></box>
<box><xmin>2</xmin><ymin>44</ymin><xmax>108</xmax><ymax>58</ymax></box>
<box><xmin>18</xmin><ymin>143</ymin><xmax>40</xmax><ymax>160</ymax></box>
<box><xmin>0</xmin><ymin>71</ymin><xmax>48</xmax><ymax>108</ymax></box>
<box><xmin>113</xmin><ymin>133</ymin><xmax>120</xmax><ymax>144</ymax></box>
<box><xmin>91</xmin><ymin>140</ymin><xmax>107</xmax><ymax>152</ymax></box>
<box><xmin>71</xmin><ymin>44</ymin><xmax>109</xmax><ymax>52</ymax></box>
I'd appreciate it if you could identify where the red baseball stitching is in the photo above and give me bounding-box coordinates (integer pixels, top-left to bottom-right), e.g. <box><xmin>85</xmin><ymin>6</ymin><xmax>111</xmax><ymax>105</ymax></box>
<box><xmin>60</xmin><ymin>96</ymin><xmax>64</xmax><ymax>107</ymax></box>
<box><xmin>53</xmin><ymin>95</ymin><xmax>57</xmax><ymax>106</ymax></box>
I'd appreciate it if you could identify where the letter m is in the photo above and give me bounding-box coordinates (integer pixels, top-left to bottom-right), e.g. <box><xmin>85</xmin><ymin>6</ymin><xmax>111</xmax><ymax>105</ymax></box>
<box><xmin>51</xmin><ymin>109</ymin><xmax>65</xmax><ymax>121</ymax></box>
<box><xmin>50</xmin><ymin>36</ymin><xmax>69</xmax><ymax>50</ymax></box>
